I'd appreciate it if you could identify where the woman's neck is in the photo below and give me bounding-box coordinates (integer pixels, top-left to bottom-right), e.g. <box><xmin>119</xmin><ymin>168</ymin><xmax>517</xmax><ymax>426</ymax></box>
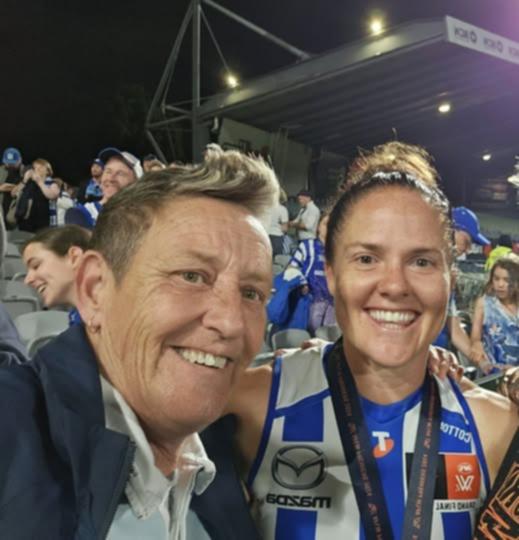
<box><xmin>342</xmin><ymin>344</ymin><xmax>428</xmax><ymax>405</ymax></box>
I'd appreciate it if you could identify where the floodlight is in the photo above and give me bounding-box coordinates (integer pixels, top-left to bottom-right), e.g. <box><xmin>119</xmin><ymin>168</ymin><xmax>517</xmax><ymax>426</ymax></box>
<box><xmin>226</xmin><ymin>73</ymin><xmax>239</xmax><ymax>88</ymax></box>
<box><xmin>370</xmin><ymin>18</ymin><xmax>384</xmax><ymax>36</ymax></box>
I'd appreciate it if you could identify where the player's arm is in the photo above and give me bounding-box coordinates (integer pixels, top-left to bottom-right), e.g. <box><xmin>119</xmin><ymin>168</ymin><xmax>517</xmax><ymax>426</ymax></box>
<box><xmin>466</xmin><ymin>386</ymin><xmax>518</xmax><ymax>485</ymax></box>
<box><xmin>224</xmin><ymin>365</ymin><xmax>273</xmax><ymax>468</ymax></box>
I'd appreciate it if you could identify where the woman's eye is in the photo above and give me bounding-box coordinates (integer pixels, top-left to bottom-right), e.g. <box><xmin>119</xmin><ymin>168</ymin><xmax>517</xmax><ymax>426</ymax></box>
<box><xmin>415</xmin><ymin>258</ymin><xmax>432</xmax><ymax>268</ymax></box>
<box><xmin>181</xmin><ymin>271</ymin><xmax>204</xmax><ymax>284</ymax></box>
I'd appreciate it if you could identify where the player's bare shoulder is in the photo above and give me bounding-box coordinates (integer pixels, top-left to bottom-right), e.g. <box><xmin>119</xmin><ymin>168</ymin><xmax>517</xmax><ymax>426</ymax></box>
<box><xmin>465</xmin><ymin>386</ymin><xmax>518</xmax><ymax>484</ymax></box>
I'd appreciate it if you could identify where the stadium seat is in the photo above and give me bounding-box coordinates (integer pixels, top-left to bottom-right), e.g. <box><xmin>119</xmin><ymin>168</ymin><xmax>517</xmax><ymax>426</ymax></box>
<box><xmin>272</xmin><ymin>263</ymin><xmax>285</xmax><ymax>276</ymax></box>
<box><xmin>274</xmin><ymin>254</ymin><xmax>291</xmax><ymax>268</ymax></box>
<box><xmin>1</xmin><ymin>257</ymin><xmax>27</xmax><ymax>280</ymax></box>
<box><xmin>271</xmin><ymin>328</ymin><xmax>311</xmax><ymax>350</ymax></box>
<box><xmin>14</xmin><ymin>310</ymin><xmax>69</xmax><ymax>357</ymax></box>
<box><xmin>315</xmin><ymin>324</ymin><xmax>342</xmax><ymax>342</ymax></box>
<box><xmin>0</xmin><ymin>280</ymin><xmax>41</xmax><ymax>319</ymax></box>
<box><xmin>5</xmin><ymin>242</ymin><xmax>21</xmax><ymax>258</ymax></box>
<box><xmin>7</xmin><ymin>230</ymin><xmax>34</xmax><ymax>246</ymax></box>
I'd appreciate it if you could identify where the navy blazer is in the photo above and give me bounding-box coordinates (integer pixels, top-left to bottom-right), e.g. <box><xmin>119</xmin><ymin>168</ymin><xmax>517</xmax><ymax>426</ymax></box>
<box><xmin>0</xmin><ymin>324</ymin><xmax>259</xmax><ymax>539</ymax></box>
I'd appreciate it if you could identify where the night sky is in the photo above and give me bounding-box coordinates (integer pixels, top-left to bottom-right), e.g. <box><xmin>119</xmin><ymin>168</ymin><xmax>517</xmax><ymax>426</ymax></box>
<box><xmin>1</xmin><ymin>0</ymin><xmax>518</xmax><ymax>185</ymax></box>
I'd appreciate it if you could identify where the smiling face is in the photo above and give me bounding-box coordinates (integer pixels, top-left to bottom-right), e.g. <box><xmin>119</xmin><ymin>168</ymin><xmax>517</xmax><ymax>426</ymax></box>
<box><xmin>325</xmin><ymin>187</ymin><xmax>451</xmax><ymax>371</ymax></box>
<box><xmin>23</xmin><ymin>242</ymin><xmax>76</xmax><ymax>307</ymax></box>
<box><xmin>94</xmin><ymin>196</ymin><xmax>272</xmax><ymax>438</ymax></box>
<box><xmin>100</xmin><ymin>157</ymin><xmax>135</xmax><ymax>201</ymax></box>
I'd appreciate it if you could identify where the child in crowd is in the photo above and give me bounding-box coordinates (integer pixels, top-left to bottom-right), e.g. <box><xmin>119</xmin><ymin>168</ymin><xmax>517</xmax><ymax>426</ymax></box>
<box><xmin>471</xmin><ymin>256</ymin><xmax>519</xmax><ymax>373</ymax></box>
<box><xmin>21</xmin><ymin>226</ymin><xmax>91</xmax><ymax>325</ymax></box>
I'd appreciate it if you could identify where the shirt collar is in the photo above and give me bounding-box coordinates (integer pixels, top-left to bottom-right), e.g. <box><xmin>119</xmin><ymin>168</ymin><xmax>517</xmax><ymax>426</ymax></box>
<box><xmin>100</xmin><ymin>376</ymin><xmax>215</xmax><ymax>519</ymax></box>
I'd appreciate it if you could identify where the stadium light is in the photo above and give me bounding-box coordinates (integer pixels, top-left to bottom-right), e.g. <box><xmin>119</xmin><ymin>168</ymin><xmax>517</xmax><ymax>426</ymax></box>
<box><xmin>438</xmin><ymin>102</ymin><xmax>451</xmax><ymax>114</ymax></box>
<box><xmin>225</xmin><ymin>73</ymin><xmax>239</xmax><ymax>88</ymax></box>
<box><xmin>482</xmin><ymin>153</ymin><xmax>492</xmax><ymax>161</ymax></box>
<box><xmin>370</xmin><ymin>18</ymin><xmax>384</xmax><ymax>36</ymax></box>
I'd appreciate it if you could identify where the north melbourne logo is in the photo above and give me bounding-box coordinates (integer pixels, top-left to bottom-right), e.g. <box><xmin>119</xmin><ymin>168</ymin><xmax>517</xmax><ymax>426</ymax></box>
<box><xmin>271</xmin><ymin>445</ymin><xmax>327</xmax><ymax>490</ymax></box>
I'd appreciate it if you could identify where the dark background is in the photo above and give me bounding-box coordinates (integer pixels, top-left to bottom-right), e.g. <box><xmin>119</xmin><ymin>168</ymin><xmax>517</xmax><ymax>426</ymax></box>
<box><xmin>1</xmin><ymin>0</ymin><xmax>518</xmax><ymax>190</ymax></box>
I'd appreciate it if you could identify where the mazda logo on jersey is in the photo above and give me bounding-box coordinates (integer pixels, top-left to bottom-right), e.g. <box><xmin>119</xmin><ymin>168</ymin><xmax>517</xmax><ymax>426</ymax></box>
<box><xmin>272</xmin><ymin>445</ymin><xmax>327</xmax><ymax>490</ymax></box>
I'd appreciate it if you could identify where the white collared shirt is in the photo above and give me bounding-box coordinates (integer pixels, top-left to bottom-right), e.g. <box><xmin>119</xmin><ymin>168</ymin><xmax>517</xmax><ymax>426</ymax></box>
<box><xmin>100</xmin><ymin>376</ymin><xmax>215</xmax><ymax>540</ymax></box>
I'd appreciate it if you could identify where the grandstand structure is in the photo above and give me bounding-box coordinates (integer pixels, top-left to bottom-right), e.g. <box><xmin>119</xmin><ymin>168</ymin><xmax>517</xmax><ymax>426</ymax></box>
<box><xmin>146</xmin><ymin>1</ymin><xmax>519</xmax><ymax>201</ymax></box>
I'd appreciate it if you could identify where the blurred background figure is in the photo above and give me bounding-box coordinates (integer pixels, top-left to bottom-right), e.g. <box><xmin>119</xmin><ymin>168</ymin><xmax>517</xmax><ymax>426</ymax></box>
<box><xmin>287</xmin><ymin>213</ymin><xmax>335</xmax><ymax>333</ymax></box>
<box><xmin>471</xmin><ymin>256</ymin><xmax>519</xmax><ymax>373</ymax></box>
<box><xmin>289</xmin><ymin>189</ymin><xmax>320</xmax><ymax>241</ymax></box>
<box><xmin>265</xmin><ymin>187</ymin><xmax>289</xmax><ymax>257</ymax></box>
<box><xmin>142</xmin><ymin>153</ymin><xmax>165</xmax><ymax>172</ymax></box>
<box><xmin>12</xmin><ymin>158</ymin><xmax>59</xmax><ymax>232</ymax></box>
<box><xmin>433</xmin><ymin>206</ymin><xmax>490</xmax><ymax>367</ymax></box>
<box><xmin>54</xmin><ymin>178</ymin><xmax>77</xmax><ymax>226</ymax></box>
<box><xmin>485</xmin><ymin>234</ymin><xmax>513</xmax><ymax>272</ymax></box>
<box><xmin>452</xmin><ymin>206</ymin><xmax>490</xmax><ymax>261</ymax></box>
<box><xmin>0</xmin><ymin>147</ymin><xmax>25</xmax><ymax>228</ymax></box>
<box><xmin>22</xmin><ymin>225</ymin><xmax>91</xmax><ymax>325</ymax></box>
<box><xmin>76</xmin><ymin>158</ymin><xmax>103</xmax><ymax>204</ymax></box>
<box><xmin>65</xmin><ymin>147</ymin><xmax>142</xmax><ymax>229</ymax></box>
<box><xmin>147</xmin><ymin>159</ymin><xmax>166</xmax><ymax>172</ymax></box>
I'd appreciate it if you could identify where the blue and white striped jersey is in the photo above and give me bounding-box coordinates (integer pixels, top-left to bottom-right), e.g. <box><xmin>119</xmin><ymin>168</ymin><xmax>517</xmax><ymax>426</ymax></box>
<box><xmin>249</xmin><ymin>346</ymin><xmax>489</xmax><ymax>540</ymax></box>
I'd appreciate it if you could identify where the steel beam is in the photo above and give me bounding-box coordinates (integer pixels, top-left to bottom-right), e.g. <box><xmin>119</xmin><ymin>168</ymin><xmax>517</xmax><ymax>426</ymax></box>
<box><xmin>202</xmin><ymin>0</ymin><xmax>310</xmax><ymax>61</ymax></box>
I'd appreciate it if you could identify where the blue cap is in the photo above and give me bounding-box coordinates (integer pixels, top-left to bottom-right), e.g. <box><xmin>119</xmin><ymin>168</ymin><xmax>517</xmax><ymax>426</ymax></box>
<box><xmin>2</xmin><ymin>147</ymin><xmax>22</xmax><ymax>166</ymax></box>
<box><xmin>92</xmin><ymin>158</ymin><xmax>104</xmax><ymax>168</ymax></box>
<box><xmin>452</xmin><ymin>207</ymin><xmax>490</xmax><ymax>246</ymax></box>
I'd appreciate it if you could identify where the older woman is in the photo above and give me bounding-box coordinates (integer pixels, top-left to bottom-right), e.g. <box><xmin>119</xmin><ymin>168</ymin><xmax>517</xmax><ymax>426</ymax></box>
<box><xmin>217</xmin><ymin>142</ymin><xmax>517</xmax><ymax>540</ymax></box>
<box><xmin>0</xmin><ymin>146</ymin><xmax>278</xmax><ymax>539</ymax></box>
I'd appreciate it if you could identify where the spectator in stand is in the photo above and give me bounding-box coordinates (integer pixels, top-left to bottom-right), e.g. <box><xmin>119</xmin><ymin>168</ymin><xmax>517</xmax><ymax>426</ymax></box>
<box><xmin>266</xmin><ymin>188</ymin><xmax>289</xmax><ymax>257</ymax></box>
<box><xmin>54</xmin><ymin>178</ymin><xmax>77</xmax><ymax>226</ymax></box>
<box><xmin>143</xmin><ymin>153</ymin><xmax>163</xmax><ymax>172</ymax></box>
<box><xmin>12</xmin><ymin>158</ymin><xmax>59</xmax><ymax>232</ymax></box>
<box><xmin>22</xmin><ymin>226</ymin><xmax>91</xmax><ymax>326</ymax></box>
<box><xmin>289</xmin><ymin>189</ymin><xmax>320</xmax><ymax>240</ymax></box>
<box><xmin>0</xmin><ymin>147</ymin><xmax>25</xmax><ymax>227</ymax></box>
<box><xmin>485</xmin><ymin>234</ymin><xmax>513</xmax><ymax>271</ymax></box>
<box><xmin>287</xmin><ymin>212</ymin><xmax>336</xmax><ymax>333</ymax></box>
<box><xmin>65</xmin><ymin>147</ymin><xmax>143</xmax><ymax>229</ymax></box>
<box><xmin>471</xmin><ymin>256</ymin><xmax>519</xmax><ymax>373</ymax></box>
<box><xmin>0</xmin><ymin>213</ymin><xmax>28</xmax><ymax>366</ymax></box>
<box><xmin>452</xmin><ymin>206</ymin><xmax>490</xmax><ymax>261</ymax></box>
<box><xmin>76</xmin><ymin>158</ymin><xmax>104</xmax><ymax>204</ymax></box>
<box><xmin>433</xmin><ymin>206</ymin><xmax>491</xmax><ymax>365</ymax></box>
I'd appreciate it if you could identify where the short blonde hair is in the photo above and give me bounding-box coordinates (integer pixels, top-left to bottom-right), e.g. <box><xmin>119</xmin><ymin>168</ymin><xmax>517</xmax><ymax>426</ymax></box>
<box><xmin>91</xmin><ymin>145</ymin><xmax>279</xmax><ymax>280</ymax></box>
<box><xmin>33</xmin><ymin>158</ymin><xmax>53</xmax><ymax>177</ymax></box>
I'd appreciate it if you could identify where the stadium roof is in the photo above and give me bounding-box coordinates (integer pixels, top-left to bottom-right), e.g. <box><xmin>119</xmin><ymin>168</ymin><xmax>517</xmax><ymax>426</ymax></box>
<box><xmin>195</xmin><ymin>16</ymin><xmax>519</xmax><ymax>165</ymax></box>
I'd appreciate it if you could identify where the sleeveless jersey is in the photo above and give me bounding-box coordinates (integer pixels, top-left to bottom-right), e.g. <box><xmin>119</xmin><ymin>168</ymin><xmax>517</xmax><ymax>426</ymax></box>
<box><xmin>248</xmin><ymin>346</ymin><xmax>490</xmax><ymax>540</ymax></box>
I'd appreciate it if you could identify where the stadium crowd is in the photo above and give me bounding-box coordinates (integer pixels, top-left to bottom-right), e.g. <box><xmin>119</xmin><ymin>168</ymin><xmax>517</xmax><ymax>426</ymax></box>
<box><xmin>0</xmin><ymin>142</ymin><xmax>517</xmax><ymax>539</ymax></box>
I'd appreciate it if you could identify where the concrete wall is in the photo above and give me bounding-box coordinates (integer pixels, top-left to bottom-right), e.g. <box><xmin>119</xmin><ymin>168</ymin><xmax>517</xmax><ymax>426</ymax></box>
<box><xmin>218</xmin><ymin>118</ymin><xmax>312</xmax><ymax>197</ymax></box>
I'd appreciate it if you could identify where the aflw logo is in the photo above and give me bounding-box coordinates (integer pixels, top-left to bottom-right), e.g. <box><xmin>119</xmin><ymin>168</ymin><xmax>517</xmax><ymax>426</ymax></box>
<box><xmin>372</xmin><ymin>431</ymin><xmax>394</xmax><ymax>458</ymax></box>
<box><xmin>455</xmin><ymin>462</ymin><xmax>475</xmax><ymax>493</ymax></box>
<box><xmin>445</xmin><ymin>455</ymin><xmax>480</xmax><ymax>499</ymax></box>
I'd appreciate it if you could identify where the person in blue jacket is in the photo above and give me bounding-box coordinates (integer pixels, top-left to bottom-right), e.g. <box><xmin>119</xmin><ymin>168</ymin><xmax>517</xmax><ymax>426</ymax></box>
<box><xmin>0</xmin><ymin>146</ymin><xmax>278</xmax><ymax>539</ymax></box>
